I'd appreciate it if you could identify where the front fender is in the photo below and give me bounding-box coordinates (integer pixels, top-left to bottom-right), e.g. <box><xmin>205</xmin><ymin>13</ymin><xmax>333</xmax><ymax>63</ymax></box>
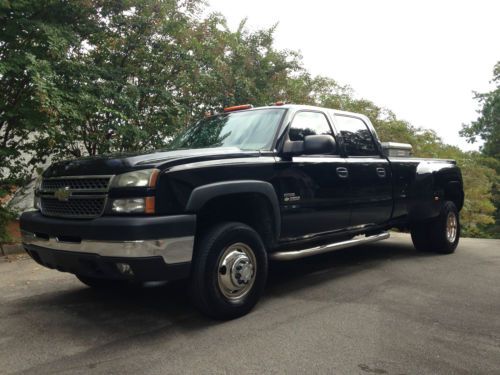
<box><xmin>185</xmin><ymin>180</ymin><xmax>281</xmax><ymax>239</ymax></box>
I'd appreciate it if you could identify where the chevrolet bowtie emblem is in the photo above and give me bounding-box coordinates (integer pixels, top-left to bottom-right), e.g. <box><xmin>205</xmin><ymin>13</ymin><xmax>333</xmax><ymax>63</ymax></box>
<box><xmin>54</xmin><ymin>187</ymin><xmax>71</xmax><ymax>202</ymax></box>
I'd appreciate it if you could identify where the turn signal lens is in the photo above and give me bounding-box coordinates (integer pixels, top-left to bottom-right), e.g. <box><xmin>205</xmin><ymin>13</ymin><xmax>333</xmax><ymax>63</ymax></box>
<box><xmin>148</xmin><ymin>169</ymin><xmax>159</xmax><ymax>188</ymax></box>
<box><xmin>145</xmin><ymin>197</ymin><xmax>155</xmax><ymax>214</ymax></box>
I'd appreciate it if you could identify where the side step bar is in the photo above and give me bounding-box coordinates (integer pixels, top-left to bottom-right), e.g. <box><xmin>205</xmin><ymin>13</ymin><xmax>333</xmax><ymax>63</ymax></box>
<box><xmin>269</xmin><ymin>232</ymin><xmax>390</xmax><ymax>261</ymax></box>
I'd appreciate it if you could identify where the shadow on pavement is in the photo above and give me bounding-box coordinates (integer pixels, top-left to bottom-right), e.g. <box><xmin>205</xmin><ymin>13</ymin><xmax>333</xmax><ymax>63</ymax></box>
<box><xmin>267</xmin><ymin>237</ymin><xmax>430</xmax><ymax>293</ymax></box>
<box><xmin>14</xmin><ymin>238</ymin><xmax>430</xmax><ymax>333</ymax></box>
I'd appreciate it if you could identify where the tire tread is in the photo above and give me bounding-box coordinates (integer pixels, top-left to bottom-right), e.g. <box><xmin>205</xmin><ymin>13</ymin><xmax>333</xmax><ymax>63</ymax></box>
<box><xmin>189</xmin><ymin>222</ymin><xmax>268</xmax><ymax>320</ymax></box>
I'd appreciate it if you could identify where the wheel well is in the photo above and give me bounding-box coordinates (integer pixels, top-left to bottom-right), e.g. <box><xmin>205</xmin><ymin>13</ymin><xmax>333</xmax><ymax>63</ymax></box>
<box><xmin>196</xmin><ymin>193</ymin><xmax>276</xmax><ymax>250</ymax></box>
<box><xmin>444</xmin><ymin>182</ymin><xmax>464</xmax><ymax>211</ymax></box>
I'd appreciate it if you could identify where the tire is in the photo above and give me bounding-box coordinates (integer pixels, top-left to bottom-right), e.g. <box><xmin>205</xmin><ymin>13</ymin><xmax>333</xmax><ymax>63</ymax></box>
<box><xmin>189</xmin><ymin>222</ymin><xmax>268</xmax><ymax>320</ymax></box>
<box><xmin>411</xmin><ymin>201</ymin><xmax>460</xmax><ymax>254</ymax></box>
<box><xmin>76</xmin><ymin>275</ymin><xmax>131</xmax><ymax>289</ymax></box>
<box><xmin>410</xmin><ymin>222</ymin><xmax>431</xmax><ymax>251</ymax></box>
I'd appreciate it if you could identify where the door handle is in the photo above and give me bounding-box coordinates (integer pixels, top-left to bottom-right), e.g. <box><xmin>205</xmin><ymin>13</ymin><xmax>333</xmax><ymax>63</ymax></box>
<box><xmin>336</xmin><ymin>167</ymin><xmax>349</xmax><ymax>178</ymax></box>
<box><xmin>376</xmin><ymin>167</ymin><xmax>386</xmax><ymax>178</ymax></box>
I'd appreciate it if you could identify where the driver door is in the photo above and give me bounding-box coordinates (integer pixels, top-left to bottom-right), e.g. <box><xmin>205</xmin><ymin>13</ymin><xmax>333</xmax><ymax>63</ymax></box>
<box><xmin>276</xmin><ymin>110</ymin><xmax>350</xmax><ymax>240</ymax></box>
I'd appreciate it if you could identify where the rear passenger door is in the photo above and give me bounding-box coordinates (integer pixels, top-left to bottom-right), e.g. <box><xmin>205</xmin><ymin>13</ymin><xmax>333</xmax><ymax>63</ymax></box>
<box><xmin>334</xmin><ymin>115</ymin><xmax>393</xmax><ymax>227</ymax></box>
<box><xmin>278</xmin><ymin>110</ymin><xmax>350</xmax><ymax>239</ymax></box>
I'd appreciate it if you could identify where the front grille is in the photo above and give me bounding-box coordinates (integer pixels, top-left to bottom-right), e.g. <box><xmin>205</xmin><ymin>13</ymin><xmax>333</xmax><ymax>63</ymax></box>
<box><xmin>42</xmin><ymin>177</ymin><xmax>110</xmax><ymax>191</ymax></box>
<box><xmin>41</xmin><ymin>197</ymin><xmax>106</xmax><ymax>218</ymax></box>
<box><xmin>39</xmin><ymin>175</ymin><xmax>112</xmax><ymax>219</ymax></box>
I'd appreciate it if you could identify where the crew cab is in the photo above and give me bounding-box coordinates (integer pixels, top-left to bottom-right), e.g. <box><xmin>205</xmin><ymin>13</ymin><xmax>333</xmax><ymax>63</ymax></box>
<box><xmin>20</xmin><ymin>104</ymin><xmax>464</xmax><ymax>319</ymax></box>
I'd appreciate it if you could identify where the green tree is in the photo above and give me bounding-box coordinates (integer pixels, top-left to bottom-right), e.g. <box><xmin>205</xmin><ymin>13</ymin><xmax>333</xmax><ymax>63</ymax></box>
<box><xmin>0</xmin><ymin>0</ymin><xmax>101</xmax><ymax>181</ymax></box>
<box><xmin>460</xmin><ymin>62</ymin><xmax>500</xmax><ymax>159</ymax></box>
<box><xmin>38</xmin><ymin>3</ymin><xmax>302</xmax><ymax>157</ymax></box>
<box><xmin>460</xmin><ymin>62</ymin><xmax>500</xmax><ymax>237</ymax></box>
<box><xmin>0</xmin><ymin>0</ymin><xmax>103</xmax><ymax>245</ymax></box>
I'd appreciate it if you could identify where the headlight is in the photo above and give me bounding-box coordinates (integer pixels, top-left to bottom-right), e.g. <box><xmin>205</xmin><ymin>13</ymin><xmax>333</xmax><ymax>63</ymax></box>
<box><xmin>112</xmin><ymin>169</ymin><xmax>159</xmax><ymax>188</ymax></box>
<box><xmin>111</xmin><ymin>197</ymin><xmax>155</xmax><ymax>214</ymax></box>
<box><xmin>110</xmin><ymin>169</ymin><xmax>158</xmax><ymax>214</ymax></box>
<box><xmin>33</xmin><ymin>175</ymin><xmax>42</xmax><ymax>209</ymax></box>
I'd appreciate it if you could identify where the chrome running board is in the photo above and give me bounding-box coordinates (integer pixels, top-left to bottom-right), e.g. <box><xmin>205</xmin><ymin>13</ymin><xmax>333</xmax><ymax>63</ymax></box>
<box><xmin>270</xmin><ymin>232</ymin><xmax>390</xmax><ymax>261</ymax></box>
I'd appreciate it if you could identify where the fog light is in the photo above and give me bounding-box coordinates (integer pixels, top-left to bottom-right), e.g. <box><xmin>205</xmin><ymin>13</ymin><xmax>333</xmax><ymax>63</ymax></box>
<box><xmin>116</xmin><ymin>262</ymin><xmax>134</xmax><ymax>276</ymax></box>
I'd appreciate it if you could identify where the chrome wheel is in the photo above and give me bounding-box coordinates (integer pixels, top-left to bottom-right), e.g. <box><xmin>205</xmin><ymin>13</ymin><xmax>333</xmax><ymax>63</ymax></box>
<box><xmin>217</xmin><ymin>242</ymin><xmax>257</xmax><ymax>301</ymax></box>
<box><xmin>446</xmin><ymin>212</ymin><xmax>458</xmax><ymax>243</ymax></box>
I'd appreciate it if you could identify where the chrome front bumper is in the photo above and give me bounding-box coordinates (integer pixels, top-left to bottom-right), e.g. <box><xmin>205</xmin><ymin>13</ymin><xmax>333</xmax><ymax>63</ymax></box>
<box><xmin>21</xmin><ymin>230</ymin><xmax>194</xmax><ymax>265</ymax></box>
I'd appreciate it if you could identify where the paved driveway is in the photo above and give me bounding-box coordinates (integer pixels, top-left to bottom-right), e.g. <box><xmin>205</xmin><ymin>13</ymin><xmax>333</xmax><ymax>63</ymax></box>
<box><xmin>1</xmin><ymin>233</ymin><xmax>499</xmax><ymax>374</ymax></box>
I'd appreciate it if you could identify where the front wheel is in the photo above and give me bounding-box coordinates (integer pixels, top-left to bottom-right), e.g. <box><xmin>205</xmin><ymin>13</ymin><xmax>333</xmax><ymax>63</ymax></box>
<box><xmin>411</xmin><ymin>201</ymin><xmax>460</xmax><ymax>254</ymax></box>
<box><xmin>189</xmin><ymin>222</ymin><xmax>268</xmax><ymax>320</ymax></box>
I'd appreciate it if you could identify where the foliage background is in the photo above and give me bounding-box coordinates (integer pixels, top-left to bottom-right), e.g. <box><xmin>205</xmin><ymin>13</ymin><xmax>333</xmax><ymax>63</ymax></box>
<box><xmin>0</xmin><ymin>0</ymin><xmax>498</xmax><ymax>241</ymax></box>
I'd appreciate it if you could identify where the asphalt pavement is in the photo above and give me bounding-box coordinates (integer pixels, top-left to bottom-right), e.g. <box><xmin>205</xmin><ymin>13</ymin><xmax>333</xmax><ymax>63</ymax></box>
<box><xmin>0</xmin><ymin>233</ymin><xmax>499</xmax><ymax>374</ymax></box>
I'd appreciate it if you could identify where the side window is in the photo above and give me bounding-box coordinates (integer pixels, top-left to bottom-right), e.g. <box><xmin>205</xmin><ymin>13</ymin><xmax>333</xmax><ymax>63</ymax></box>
<box><xmin>289</xmin><ymin>111</ymin><xmax>333</xmax><ymax>141</ymax></box>
<box><xmin>335</xmin><ymin>116</ymin><xmax>378</xmax><ymax>156</ymax></box>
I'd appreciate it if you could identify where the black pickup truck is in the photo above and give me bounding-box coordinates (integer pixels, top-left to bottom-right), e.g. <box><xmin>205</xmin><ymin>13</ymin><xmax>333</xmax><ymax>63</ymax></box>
<box><xmin>20</xmin><ymin>104</ymin><xmax>464</xmax><ymax>319</ymax></box>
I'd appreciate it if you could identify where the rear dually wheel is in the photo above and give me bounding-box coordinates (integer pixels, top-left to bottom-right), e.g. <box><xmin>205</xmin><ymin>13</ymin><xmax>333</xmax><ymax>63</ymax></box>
<box><xmin>411</xmin><ymin>200</ymin><xmax>460</xmax><ymax>254</ymax></box>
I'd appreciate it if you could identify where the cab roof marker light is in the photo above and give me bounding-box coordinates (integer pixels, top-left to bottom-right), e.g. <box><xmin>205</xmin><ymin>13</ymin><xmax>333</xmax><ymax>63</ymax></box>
<box><xmin>223</xmin><ymin>104</ymin><xmax>253</xmax><ymax>112</ymax></box>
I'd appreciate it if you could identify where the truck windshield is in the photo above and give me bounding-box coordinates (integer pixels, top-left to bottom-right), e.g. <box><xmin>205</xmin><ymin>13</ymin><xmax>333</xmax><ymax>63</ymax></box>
<box><xmin>167</xmin><ymin>108</ymin><xmax>285</xmax><ymax>151</ymax></box>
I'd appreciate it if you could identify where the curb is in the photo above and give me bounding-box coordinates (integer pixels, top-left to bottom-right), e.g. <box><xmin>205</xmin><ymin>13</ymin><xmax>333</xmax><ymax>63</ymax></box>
<box><xmin>0</xmin><ymin>243</ymin><xmax>24</xmax><ymax>256</ymax></box>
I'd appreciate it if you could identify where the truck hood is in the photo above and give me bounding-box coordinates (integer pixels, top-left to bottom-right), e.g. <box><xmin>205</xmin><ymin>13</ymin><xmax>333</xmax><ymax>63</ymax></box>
<box><xmin>43</xmin><ymin>147</ymin><xmax>260</xmax><ymax>177</ymax></box>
